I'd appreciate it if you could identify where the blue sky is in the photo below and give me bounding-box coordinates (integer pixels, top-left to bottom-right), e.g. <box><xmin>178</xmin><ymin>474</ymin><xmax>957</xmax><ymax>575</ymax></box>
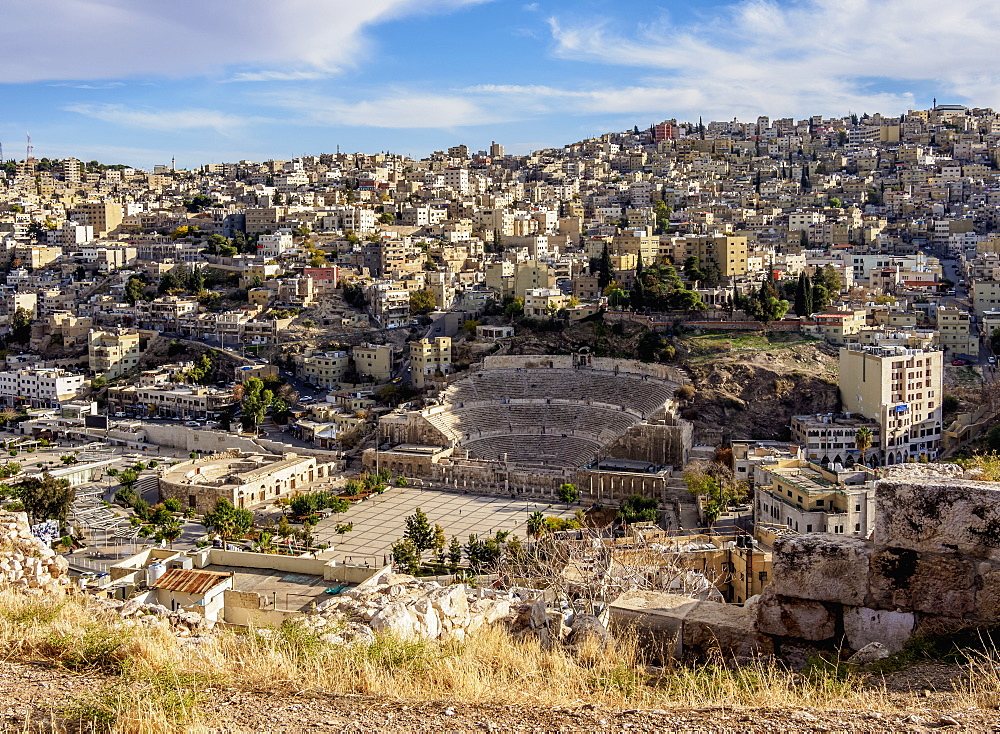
<box><xmin>2</xmin><ymin>0</ymin><xmax>997</xmax><ymax>169</ymax></box>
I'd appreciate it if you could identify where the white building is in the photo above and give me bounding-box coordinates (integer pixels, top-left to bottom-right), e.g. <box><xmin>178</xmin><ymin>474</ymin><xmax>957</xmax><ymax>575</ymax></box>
<box><xmin>0</xmin><ymin>368</ymin><xmax>86</xmax><ymax>408</ymax></box>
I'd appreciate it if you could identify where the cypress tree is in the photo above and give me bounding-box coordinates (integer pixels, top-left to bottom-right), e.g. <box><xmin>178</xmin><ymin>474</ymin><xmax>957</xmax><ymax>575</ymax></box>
<box><xmin>597</xmin><ymin>244</ymin><xmax>614</xmax><ymax>292</ymax></box>
<box><xmin>794</xmin><ymin>273</ymin><xmax>807</xmax><ymax>316</ymax></box>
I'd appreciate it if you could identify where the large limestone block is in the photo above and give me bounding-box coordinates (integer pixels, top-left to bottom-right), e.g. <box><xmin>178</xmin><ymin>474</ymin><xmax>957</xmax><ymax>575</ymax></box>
<box><xmin>974</xmin><ymin>568</ymin><xmax>1000</xmax><ymax>622</ymax></box>
<box><xmin>756</xmin><ymin>589</ymin><xmax>836</xmax><ymax>641</ymax></box>
<box><xmin>868</xmin><ymin>548</ymin><xmax>975</xmax><ymax>616</ymax></box>
<box><xmin>772</xmin><ymin>534</ymin><xmax>872</xmax><ymax>605</ymax></box>
<box><xmin>875</xmin><ymin>479</ymin><xmax>1000</xmax><ymax>559</ymax></box>
<box><xmin>683</xmin><ymin>600</ymin><xmax>773</xmax><ymax>659</ymax></box>
<box><xmin>842</xmin><ymin>606</ymin><xmax>914</xmax><ymax>653</ymax></box>
<box><xmin>607</xmin><ymin>591</ymin><xmax>700</xmax><ymax>658</ymax></box>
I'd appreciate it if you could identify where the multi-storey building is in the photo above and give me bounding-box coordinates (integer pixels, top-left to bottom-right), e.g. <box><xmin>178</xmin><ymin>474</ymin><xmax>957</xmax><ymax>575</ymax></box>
<box><xmin>0</xmin><ymin>368</ymin><xmax>86</xmax><ymax>408</ymax></box>
<box><xmin>88</xmin><ymin>329</ymin><xmax>145</xmax><ymax>379</ymax></box>
<box><xmin>838</xmin><ymin>346</ymin><xmax>943</xmax><ymax>464</ymax></box>
<box><xmin>352</xmin><ymin>343</ymin><xmax>393</xmax><ymax>383</ymax></box>
<box><xmin>754</xmin><ymin>460</ymin><xmax>876</xmax><ymax>537</ymax></box>
<box><xmin>790</xmin><ymin>413</ymin><xmax>882</xmax><ymax>468</ymax></box>
<box><xmin>293</xmin><ymin>350</ymin><xmax>349</xmax><ymax>389</ymax></box>
<box><xmin>409</xmin><ymin>337</ymin><xmax>451</xmax><ymax>389</ymax></box>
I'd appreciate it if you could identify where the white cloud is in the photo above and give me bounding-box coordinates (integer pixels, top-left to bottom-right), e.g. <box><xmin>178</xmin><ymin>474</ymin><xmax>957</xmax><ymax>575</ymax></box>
<box><xmin>2</xmin><ymin>0</ymin><xmax>490</xmax><ymax>83</ymax></box>
<box><xmin>542</xmin><ymin>0</ymin><xmax>1000</xmax><ymax>119</ymax></box>
<box><xmin>264</xmin><ymin>90</ymin><xmax>513</xmax><ymax>129</ymax></box>
<box><xmin>64</xmin><ymin>104</ymin><xmax>254</xmax><ymax>135</ymax></box>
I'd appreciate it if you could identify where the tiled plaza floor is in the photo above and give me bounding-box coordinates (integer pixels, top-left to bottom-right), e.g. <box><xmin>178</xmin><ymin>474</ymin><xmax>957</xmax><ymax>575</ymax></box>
<box><xmin>308</xmin><ymin>487</ymin><xmax>577</xmax><ymax>565</ymax></box>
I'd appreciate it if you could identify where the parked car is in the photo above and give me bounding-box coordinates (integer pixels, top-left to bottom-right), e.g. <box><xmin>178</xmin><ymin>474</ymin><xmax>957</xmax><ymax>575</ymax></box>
<box><xmin>990</xmin><ymin>355</ymin><xmax>997</xmax><ymax>366</ymax></box>
<box><xmin>184</xmin><ymin>420</ymin><xmax>200</xmax><ymax>427</ymax></box>
<box><xmin>952</xmin><ymin>359</ymin><xmax>970</xmax><ymax>366</ymax></box>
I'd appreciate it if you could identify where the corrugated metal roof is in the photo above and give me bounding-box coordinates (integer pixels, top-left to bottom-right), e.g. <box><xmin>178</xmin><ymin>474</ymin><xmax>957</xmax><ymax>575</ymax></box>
<box><xmin>150</xmin><ymin>568</ymin><xmax>232</xmax><ymax>595</ymax></box>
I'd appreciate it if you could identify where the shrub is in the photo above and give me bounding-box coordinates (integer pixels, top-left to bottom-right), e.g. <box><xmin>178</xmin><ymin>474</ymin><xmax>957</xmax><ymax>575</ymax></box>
<box><xmin>163</xmin><ymin>498</ymin><xmax>182</xmax><ymax>513</ymax></box>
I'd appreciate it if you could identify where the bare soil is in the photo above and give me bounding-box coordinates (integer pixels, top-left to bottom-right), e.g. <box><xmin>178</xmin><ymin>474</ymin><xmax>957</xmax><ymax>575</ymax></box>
<box><xmin>3</xmin><ymin>660</ymin><xmax>995</xmax><ymax>733</ymax></box>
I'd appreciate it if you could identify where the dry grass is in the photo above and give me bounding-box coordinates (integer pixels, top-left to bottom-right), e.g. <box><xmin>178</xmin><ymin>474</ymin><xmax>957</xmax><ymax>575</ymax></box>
<box><xmin>0</xmin><ymin>590</ymin><xmax>996</xmax><ymax>732</ymax></box>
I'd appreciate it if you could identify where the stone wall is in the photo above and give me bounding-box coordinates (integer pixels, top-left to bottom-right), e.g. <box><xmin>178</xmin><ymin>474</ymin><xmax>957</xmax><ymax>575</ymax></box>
<box><xmin>602</xmin><ymin>421</ymin><xmax>692</xmax><ymax>467</ymax></box>
<box><xmin>0</xmin><ymin>512</ymin><xmax>71</xmax><ymax>593</ymax></box>
<box><xmin>610</xmin><ymin>468</ymin><xmax>1000</xmax><ymax>660</ymax></box>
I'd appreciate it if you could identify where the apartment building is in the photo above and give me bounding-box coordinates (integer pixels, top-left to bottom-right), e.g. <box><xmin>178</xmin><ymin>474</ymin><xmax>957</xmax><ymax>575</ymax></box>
<box><xmin>293</xmin><ymin>350</ymin><xmax>349</xmax><ymax>389</ymax></box>
<box><xmin>790</xmin><ymin>413</ymin><xmax>882</xmax><ymax>467</ymax></box>
<box><xmin>754</xmin><ymin>460</ymin><xmax>876</xmax><ymax>537</ymax></box>
<box><xmin>838</xmin><ymin>346</ymin><xmax>943</xmax><ymax>464</ymax></box>
<box><xmin>808</xmin><ymin>309</ymin><xmax>868</xmax><ymax>345</ymax></box>
<box><xmin>72</xmin><ymin>202</ymin><xmax>123</xmax><ymax>236</ymax></box>
<box><xmin>409</xmin><ymin>337</ymin><xmax>451</xmax><ymax>389</ymax></box>
<box><xmin>132</xmin><ymin>385</ymin><xmax>235</xmax><ymax>419</ymax></box>
<box><xmin>89</xmin><ymin>329</ymin><xmax>145</xmax><ymax>379</ymax></box>
<box><xmin>524</xmin><ymin>288</ymin><xmax>568</xmax><ymax>318</ymax></box>
<box><xmin>352</xmin><ymin>344</ymin><xmax>393</xmax><ymax>383</ymax></box>
<box><xmin>936</xmin><ymin>305</ymin><xmax>979</xmax><ymax>357</ymax></box>
<box><xmin>0</xmin><ymin>368</ymin><xmax>86</xmax><ymax>408</ymax></box>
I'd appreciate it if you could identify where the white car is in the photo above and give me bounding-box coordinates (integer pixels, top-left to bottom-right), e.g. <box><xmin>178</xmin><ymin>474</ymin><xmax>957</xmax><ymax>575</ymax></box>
<box><xmin>184</xmin><ymin>420</ymin><xmax>200</xmax><ymax>427</ymax></box>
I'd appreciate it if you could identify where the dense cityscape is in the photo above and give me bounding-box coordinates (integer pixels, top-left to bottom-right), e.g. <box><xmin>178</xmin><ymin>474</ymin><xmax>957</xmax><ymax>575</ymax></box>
<box><xmin>3</xmin><ymin>102</ymin><xmax>1000</xmax><ymax>729</ymax></box>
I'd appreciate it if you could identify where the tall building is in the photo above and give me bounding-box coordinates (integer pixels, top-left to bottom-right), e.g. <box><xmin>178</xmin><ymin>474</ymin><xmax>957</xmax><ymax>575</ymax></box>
<box><xmin>838</xmin><ymin>346</ymin><xmax>943</xmax><ymax>464</ymax></box>
<box><xmin>72</xmin><ymin>202</ymin><xmax>123</xmax><ymax>237</ymax></box>
<box><xmin>409</xmin><ymin>337</ymin><xmax>451</xmax><ymax>389</ymax></box>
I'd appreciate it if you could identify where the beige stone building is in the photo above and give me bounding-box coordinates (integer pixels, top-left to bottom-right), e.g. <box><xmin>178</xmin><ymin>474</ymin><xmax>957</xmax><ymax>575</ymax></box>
<box><xmin>294</xmin><ymin>350</ymin><xmax>349</xmax><ymax>388</ymax></box>
<box><xmin>754</xmin><ymin>459</ymin><xmax>876</xmax><ymax>537</ymax></box>
<box><xmin>159</xmin><ymin>451</ymin><xmax>337</xmax><ymax>512</ymax></box>
<box><xmin>838</xmin><ymin>346</ymin><xmax>943</xmax><ymax>464</ymax></box>
<box><xmin>936</xmin><ymin>305</ymin><xmax>979</xmax><ymax>357</ymax></box>
<box><xmin>352</xmin><ymin>343</ymin><xmax>393</xmax><ymax>383</ymax></box>
<box><xmin>409</xmin><ymin>337</ymin><xmax>451</xmax><ymax>389</ymax></box>
<box><xmin>89</xmin><ymin>328</ymin><xmax>146</xmax><ymax>379</ymax></box>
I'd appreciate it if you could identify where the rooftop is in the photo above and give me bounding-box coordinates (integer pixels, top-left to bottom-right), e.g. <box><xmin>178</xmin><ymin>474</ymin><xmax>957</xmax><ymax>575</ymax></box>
<box><xmin>150</xmin><ymin>568</ymin><xmax>232</xmax><ymax>595</ymax></box>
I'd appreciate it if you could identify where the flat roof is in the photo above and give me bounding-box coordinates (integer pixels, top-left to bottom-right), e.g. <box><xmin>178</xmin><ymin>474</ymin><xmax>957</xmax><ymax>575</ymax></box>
<box><xmin>205</xmin><ymin>564</ymin><xmax>332</xmax><ymax>611</ymax></box>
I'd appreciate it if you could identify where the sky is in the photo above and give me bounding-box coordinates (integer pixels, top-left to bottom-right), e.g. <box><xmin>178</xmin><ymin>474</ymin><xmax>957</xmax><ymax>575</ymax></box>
<box><xmin>2</xmin><ymin>0</ymin><xmax>998</xmax><ymax>169</ymax></box>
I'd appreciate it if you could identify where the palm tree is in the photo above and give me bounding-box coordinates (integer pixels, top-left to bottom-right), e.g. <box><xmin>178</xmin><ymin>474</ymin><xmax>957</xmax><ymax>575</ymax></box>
<box><xmin>527</xmin><ymin>511</ymin><xmax>546</xmax><ymax>538</ymax></box>
<box><xmin>855</xmin><ymin>427</ymin><xmax>874</xmax><ymax>468</ymax></box>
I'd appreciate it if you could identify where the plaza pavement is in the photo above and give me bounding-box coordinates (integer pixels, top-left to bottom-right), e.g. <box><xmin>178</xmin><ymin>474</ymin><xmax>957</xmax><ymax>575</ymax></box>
<box><xmin>305</xmin><ymin>486</ymin><xmax>579</xmax><ymax>566</ymax></box>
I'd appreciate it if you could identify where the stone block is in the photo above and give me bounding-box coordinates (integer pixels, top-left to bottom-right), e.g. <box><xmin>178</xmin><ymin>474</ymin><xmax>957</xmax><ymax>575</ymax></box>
<box><xmin>772</xmin><ymin>534</ymin><xmax>872</xmax><ymax>605</ymax></box>
<box><xmin>868</xmin><ymin>548</ymin><xmax>975</xmax><ymax>615</ymax></box>
<box><xmin>874</xmin><ymin>479</ymin><xmax>1000</xmax><ymax>559</ymax></box>
<box><xmin>607</xmin><ymin>591</ymin><xmax>700</xmax><ymax>659</ymax></box>
<box><xmin>842</xmin><ymin>606</ymin><xmax>914</xmax><ymax>653</ymax></box>
<box><xmin>974</xmin><ymin>568</ymin><xmax>1000</xmax><ymax>622</ymax></box>
<box><xmin>683</xmin><ymin>600</ymin><xmax>773</xmax><ymax>659</ymax></box>
<box><xmin>756</xmin><ymin>588</ymin><xmax>836</xmax><ymax>641</ymax></box>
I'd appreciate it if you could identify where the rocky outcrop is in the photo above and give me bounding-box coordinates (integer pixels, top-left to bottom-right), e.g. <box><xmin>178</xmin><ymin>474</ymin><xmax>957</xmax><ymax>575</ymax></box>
<box><xmin>0</xmin><ymin>512</ymin><xmax>70</xmax><ymax>593</ymax></box>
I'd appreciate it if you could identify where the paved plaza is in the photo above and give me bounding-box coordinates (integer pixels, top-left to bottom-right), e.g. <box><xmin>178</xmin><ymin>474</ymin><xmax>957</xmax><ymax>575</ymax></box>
<box><xmin>308</xmin><ymin>487</ymin><xmax>578</xmax><ymax>566</ymax></box>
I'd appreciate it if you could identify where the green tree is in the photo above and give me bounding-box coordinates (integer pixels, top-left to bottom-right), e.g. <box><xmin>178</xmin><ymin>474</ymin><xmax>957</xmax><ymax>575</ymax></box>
<box><xmin>557</xmin><ymin>483</ymin><xmax>579</xmax><ymax>506</ymax></box>
<box><xmin>683</xmin><ymin>464</ymin><xmax>748</xmax><ymax>526</ymax></box>
<box><xmin>432</xmin><ymin>523</ymin><xmax>447</xmax><ymax>563</ymax></box>
<box><xmin>9</xmin><ymin>308</ymin><xmax>33</xmax><ymax>344</ymax></box>
<box><xmin>794</xmin><ymin>272</ymin><xmax>814</xmax><ymax>317</ymax></box>
<box><xmin>124</xmin><ymin>276</ymin><xmax>146</xmax><ymax>305</ymax></box>
<box><xmin>527</xmin><ymin>511</ymin><xmax>546</xmax><ymax>538</ymax></box>
<box><xmin>448</xmin><ymin>536</ymin><xmax>462</xmax><ymax>571</ymax></box>
<box><xmin>391</xmin><ymin>538</ymin><xmax>420</xmax><ymax>575</ymax></box>
<box><xmin>404</xmin><ymin>508</ymin><xmax>435</xmax><ymax>551</ymax></box>
<box><xmin>617</xmin><ymin>494</ymin><xmax>659</xmax><ymax>524</ymax></box>
<box><xmin>16</xmin><ymin>473</ymin><xmax>75</xmax><ymax>524</ymax></box>
<box><xmin>503</xmin><ymin>296</ymin><xmax>524</xmax><ymax>319</ymax></box>
<box><xmin>203</xmin><ymin>498</ymin><xmax>254</xmax><ymax>539</ymax></box>
<box><xmin>596</xmin><ymin>244</ymin><xmax>614</xmax><ymax>292</ymax></box>
<box><xmin>855</xmin><ymin>426</ymin><xmax>874</xmax><ymax>467</ymax></box>
<box><xmin>409</xmin><ymin>289</ymin><xmax>437</xmax><ymax>315</ymax></box>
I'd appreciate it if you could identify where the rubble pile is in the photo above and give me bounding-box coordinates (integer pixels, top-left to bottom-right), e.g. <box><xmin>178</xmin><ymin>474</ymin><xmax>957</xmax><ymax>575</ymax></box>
<box><xmin>0</xmin><ymin>511</ymin><xmax>71</xmax><ymax>593</ymax></box>
<box><xmin>312</xmin><ymin>572</ymin><xmax>513</xmax><ymax>642</ymax></box>
<box><xmin>91</xmin><ymin>596</ymin><xmax>216</xmax><ymax>638</ymax></box>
